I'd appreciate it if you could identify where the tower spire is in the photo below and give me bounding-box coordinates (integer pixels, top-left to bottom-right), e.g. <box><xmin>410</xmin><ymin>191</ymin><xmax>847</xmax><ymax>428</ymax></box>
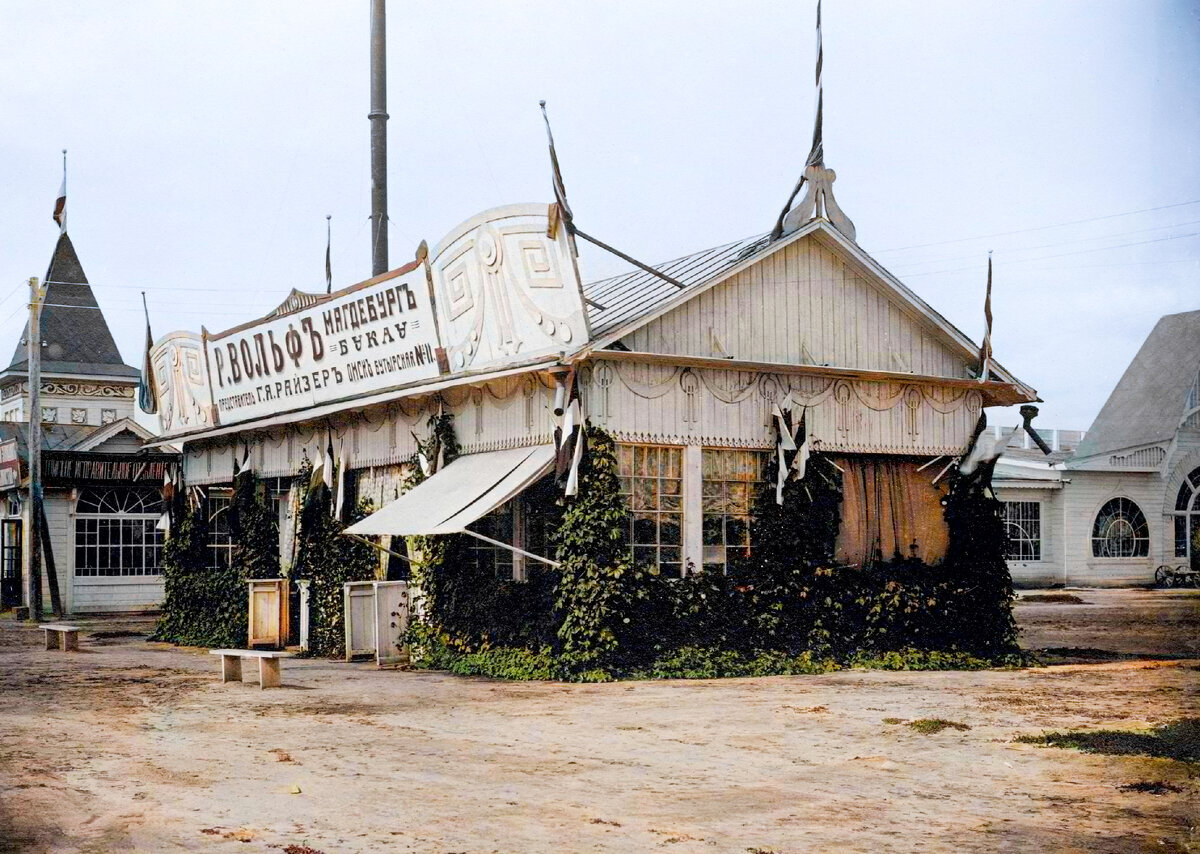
<box><xmin>770</xmin><ymin>0</ymin><xmax>855</xmax><ymax>241</ymax></box>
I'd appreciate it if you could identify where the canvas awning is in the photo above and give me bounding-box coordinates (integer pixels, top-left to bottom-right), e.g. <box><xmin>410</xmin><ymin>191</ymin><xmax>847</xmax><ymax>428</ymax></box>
<box><xmin>345</xmin><ymin>444</ymin><xmax>556</xmax><ymax>538</ymax></box>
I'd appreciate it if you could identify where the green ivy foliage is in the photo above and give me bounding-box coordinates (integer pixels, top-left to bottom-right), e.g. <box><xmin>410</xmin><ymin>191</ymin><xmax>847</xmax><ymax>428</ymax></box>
<box><xmin>229</xmin><ymin>469</ymin><xmax>281</xmax><ymax>581</ymax></box>
<box><xmin>152</xmin><ymin>503</ymin><xmax>247</xmax><ymax>648</ymax></box>
<box><xmin>291</xmin><ymin>455</ymin><xmax>380</xmax><ymax>658</ymax></box>
<box><xmin>552</xmin><ymin>424</ymin><xmax>658</xmax><ymax>672</ymax></box>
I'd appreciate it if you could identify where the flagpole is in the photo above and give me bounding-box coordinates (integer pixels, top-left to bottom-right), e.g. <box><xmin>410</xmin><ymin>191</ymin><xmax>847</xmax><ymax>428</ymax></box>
<box><xmin>325</xmin><ymin>215</ymin><xmax>333</xmax><ymax>294</ymax></box>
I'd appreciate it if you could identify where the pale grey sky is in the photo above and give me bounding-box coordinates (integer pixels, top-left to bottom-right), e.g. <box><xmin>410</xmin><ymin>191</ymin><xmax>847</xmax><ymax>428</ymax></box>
<box><xmin>1</xmin><ymin>1</ymin><xmax>1197</xmax><ymax>431</ymax></box>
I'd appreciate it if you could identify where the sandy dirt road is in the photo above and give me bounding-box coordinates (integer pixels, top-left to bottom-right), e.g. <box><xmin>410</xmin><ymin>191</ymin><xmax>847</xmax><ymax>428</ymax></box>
<box><xmin>0</xmin><ymin>589</ymin><xmax>1196</xmax><ymax>853</ymax></box>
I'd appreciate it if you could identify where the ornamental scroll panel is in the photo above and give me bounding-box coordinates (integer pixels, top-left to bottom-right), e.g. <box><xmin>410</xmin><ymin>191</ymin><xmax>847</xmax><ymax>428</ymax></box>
<box><xmin>586</xmin><ymin>360</ymin><xmax>982</xmax><ymax>455</ymax></box>
<box><xmin>150</xmin><ymin>332</ymin><xmax>213</xmax><ymax>435</ymax></box>
<box><xmin>430</xmin><ymin>204</ymin><xmax>588</xmax><ymax>373</ymax></box>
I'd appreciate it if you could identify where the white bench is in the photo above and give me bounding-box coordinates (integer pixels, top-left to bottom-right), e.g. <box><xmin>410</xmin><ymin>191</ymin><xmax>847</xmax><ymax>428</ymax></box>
<box><xmin>209</xmin><ymin>649</ymin><xmax>292</xmax><ymax>689</ymax></box>
<box><xmin>39</xmin><ymin>623</ymin><xmax>81</xmax><ymax>652</ymax></box>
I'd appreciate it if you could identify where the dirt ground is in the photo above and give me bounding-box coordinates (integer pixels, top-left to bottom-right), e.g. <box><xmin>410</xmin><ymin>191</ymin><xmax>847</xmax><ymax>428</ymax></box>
<box><xmin>0</xmin><ymin>589</ymin><xmax>1196</xmax><ymax>854</ymax></box>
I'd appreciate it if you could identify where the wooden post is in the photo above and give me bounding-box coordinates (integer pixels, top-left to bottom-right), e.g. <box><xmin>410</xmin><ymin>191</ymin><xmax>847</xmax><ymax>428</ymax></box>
<box><xmin>26</xmin><ymin>277</ymin><xmax>43</xmax><ymax>622</ymax></box>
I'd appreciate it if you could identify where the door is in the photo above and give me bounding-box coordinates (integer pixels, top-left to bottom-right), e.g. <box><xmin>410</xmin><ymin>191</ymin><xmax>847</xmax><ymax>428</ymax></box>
<box><xmin>1</xmin><ymin>519</ymin><xmax>22</xmax><ymax>608</ymax></box>
<box><xmin>248</xmin><ymin>579</ymin><xmax>286</xmax><ymax>648</ymax></box>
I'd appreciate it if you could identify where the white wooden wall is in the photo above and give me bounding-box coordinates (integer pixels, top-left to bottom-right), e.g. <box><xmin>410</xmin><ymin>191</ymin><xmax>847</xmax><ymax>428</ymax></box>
<box><xmin>993</xmin><ymin>486</ymin><xmax>1064</xmax><ymax>588</ymax></box>
<box><xmin>584</xmin><ymin>361</ymin><xmax>982</xmax><ymax>456</ymax></box>
<box><xmin>619</xmin><ymin>235</ymin><xmax>970</xmax><ymax>380</ymax></box>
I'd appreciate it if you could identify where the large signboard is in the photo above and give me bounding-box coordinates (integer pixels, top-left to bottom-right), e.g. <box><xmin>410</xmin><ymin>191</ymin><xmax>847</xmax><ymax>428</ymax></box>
<box><xmin>204</xmin><ymin>263</ymin><xmax>442</xmax><ymax>426</ymax></box>
<box><xmin>0</xmin><ymin>440</ymin><xmax>20</xmax><ymax>491</ymax></box>
<box><xmin>151</xmin><ymin>203</ymin><xmax>589</xmax><ymax>437</ymax></box>
<box><xmin>42</xmin><ymin>452</ymin><xmax>175</xmax><ymax>486</ymax></box>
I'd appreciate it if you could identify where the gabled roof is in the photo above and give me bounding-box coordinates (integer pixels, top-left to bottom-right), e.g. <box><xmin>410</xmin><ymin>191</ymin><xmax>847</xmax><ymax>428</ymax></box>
<box><xmin>1073</xmin><ymin>309</ymin><xmax>1200</xmax><ymax>460</ymax></box>
<box><xmin>582</xmin><ymin>219</ymin><xmax>1034</xmax><ymax>396</ymax></box>
<box><xmin>5</xmin><ymin>233</ymin><xmax>139</xmax><ymax>381</ymax></box>
<box><xmin>0</xmin><ymin>418</ymin><xmax>167</xmax><ymax>464</ymax></box>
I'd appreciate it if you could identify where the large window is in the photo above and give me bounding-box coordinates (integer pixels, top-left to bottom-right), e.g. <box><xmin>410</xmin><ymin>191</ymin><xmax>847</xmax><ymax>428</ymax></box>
<box><xmin>1173</xmin><ymin>467</ymin><xmax>1200</xmax><ymax>565</ymax></box>
<box><xmin>74</xmin><ymin>488</ymin><xmax>164</xmax><ymax>577</ymax></box>
<box><xmin>1001</xmin><ymin>501</ymin><xmax>1041</xmax><ymax>562</ymax></box>
<box><xmin>617</xmin><ymin>444</ymin><xmax>682</xmax><ymax>576</ymax></box>
<box><xmin>702</xmin><ymin>449</ymin><xmax>766</xmax><ymax>574</ymax></box>
<box><xmin>1091</xmin><ymin>497</ymin><xmax>1149</xmax><ymax>558</ymax></box>
<box><xmin>468</xmin><ymin>502</ymin><xmax>515</xmax><ymax>579</ymax></box>
<box><xmin>207</xmin><ymin>493</ymin><xmax>234</xmax><ymax>568</ymax></box>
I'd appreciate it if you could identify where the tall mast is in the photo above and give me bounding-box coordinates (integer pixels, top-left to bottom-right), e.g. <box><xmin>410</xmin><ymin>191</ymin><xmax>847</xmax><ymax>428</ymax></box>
<box><xmin>369</xmin><ymin>0</ymin><xmax>389</xmax><ymax>276</ymax></box>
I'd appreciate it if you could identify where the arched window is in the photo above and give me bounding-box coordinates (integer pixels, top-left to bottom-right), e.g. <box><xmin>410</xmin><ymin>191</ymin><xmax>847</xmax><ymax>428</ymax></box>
<box><xmin>1172</xmin><ymin>467</ymin><xmax>1200</xmax><ymax>565</ymax></box>
<box><xmin>74</xmin><ymin>488</ymin><xmax>164</xmax><ymax>578</ymax></box>
<box><xmin>1091</xmin><ymin>497</ymin><xmax>1149</xmax><ymax>558</ymax></box>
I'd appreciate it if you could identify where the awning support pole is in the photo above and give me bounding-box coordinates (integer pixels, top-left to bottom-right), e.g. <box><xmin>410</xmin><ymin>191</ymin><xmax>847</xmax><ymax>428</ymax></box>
<box><xmin>343</xmin><ymin>533</ymin><xmax>427</xmax><ymax>569</ymax></box>
<box><xmin>461</xmin><ymin>529</ymin><xmax>562</xmax><ymax>568</ymax></box>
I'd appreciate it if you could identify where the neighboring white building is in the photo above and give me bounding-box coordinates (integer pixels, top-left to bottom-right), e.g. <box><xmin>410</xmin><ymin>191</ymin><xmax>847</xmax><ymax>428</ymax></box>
<box><xmin>995</xmin><ymin>310</ymin><xmax>1200</xmax><ymax>587</ymax></box>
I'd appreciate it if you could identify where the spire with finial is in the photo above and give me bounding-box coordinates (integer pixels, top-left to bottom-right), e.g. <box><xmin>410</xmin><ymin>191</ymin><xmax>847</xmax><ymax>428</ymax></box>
<box><xmin>770</xmin><ymin>0</ymin><xmax>855</xmax><ymax>241</ymax></box>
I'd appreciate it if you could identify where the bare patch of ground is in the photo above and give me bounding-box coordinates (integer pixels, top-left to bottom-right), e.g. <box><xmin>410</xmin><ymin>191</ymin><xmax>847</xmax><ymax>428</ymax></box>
<box><xmin>0</xmin><ymin>590</ymin><xmax>1196</xmax><ymax>852</ymax></box>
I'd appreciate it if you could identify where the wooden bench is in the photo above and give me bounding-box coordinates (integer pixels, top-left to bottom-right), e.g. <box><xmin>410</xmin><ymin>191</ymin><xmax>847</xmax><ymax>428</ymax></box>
<box><xmin>39</xmin><ymin>623</ymin><xmax>81</xmax><ymax>651</ymax></box>
<box><xmin>209</xmin><ymin>649</ymin><xmax>292</xmax><ymax>689</ymax></box>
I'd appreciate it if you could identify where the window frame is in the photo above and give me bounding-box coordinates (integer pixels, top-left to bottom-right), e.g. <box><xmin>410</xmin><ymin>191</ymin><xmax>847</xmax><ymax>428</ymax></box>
<box><xmin>701</xmin><ymin>448</ymin><xmax>767</xmax><ymax>574</ymax></box>
<box><xmin>1001</xmin><ymin>500</ymin><xmax>1042</xmax><ymax>563</ymax></box>
<box><xmin>617</xmin><ymin>443</ymin><xmax>684</xmax><ymax>577</ymax></box>
<box><xmin>1091</xmin><ymin>496</ymin><xmax>1150</xmax><ymax>559</ymax></box>
<box><xmin>1171</xmin><ymin>467</ymin><xmax>1200</xmax><ymax>563</ymax></box>
<box><xmin>73</xmin><ymin>487</ymin><xmax>164</xmax><ymax>579</ymax></box>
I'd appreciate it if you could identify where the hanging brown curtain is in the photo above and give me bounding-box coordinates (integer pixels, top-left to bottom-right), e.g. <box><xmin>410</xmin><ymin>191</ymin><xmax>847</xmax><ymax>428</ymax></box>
<box><xmin>835</xmin><ymin>456</ymin><xmax>949</xmax><ymax>567</ymax></box>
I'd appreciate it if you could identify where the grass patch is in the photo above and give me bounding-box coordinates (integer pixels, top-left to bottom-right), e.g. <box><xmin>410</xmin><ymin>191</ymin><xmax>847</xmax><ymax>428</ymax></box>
<box><xmin>1117</xmin><ymin>781</ymin><xmax>1184</xmax><ymax>794</ymax></box>
<box><xmin>882</xmin><ymin>717</ymin><xmax>905</xmax><ymax>725</ymax></box>
<box><xmin>1016</xmin><ymin>718</ymin><xmax>1200</xmax><ymax>763</ymax></box>
<box><xmin>908</xmin><ymin>718</ymin><xmax>971</xmax><ymax>734</ymax></box>
<box><xmin>1017</xmin><ymin>593</ymin><xmax>1086</xmax><ymax>605</ymax></box>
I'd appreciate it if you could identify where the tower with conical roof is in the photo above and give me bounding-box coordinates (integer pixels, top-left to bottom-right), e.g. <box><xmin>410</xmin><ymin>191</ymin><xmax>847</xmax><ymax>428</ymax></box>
<box><xmin>0</xmin><ymin>232</ymin><xmax>140</xmax><ymax>426</ymax></box>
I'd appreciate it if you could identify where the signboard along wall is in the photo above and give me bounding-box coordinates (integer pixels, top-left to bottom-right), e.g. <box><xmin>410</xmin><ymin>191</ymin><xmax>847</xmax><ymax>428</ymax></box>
<box><xmin>203</xmin><ymin>264</ymin><xmax>441</xmax><ymax>427</ymax></box>
<box><xmin>149</xmin><ymin>203</ymin><xmax>589</xmax><ymax>437</ymax></box>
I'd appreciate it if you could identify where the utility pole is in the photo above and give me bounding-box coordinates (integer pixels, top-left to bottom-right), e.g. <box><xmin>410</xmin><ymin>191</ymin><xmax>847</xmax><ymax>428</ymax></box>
<box><xmin>369</xmin><ymin>0</ymin><xmax>389</xmax><ymax>276</ymax></box>
<box><xmin>26</xmin><ymin>277</ymin><xmax>43</xmax><ymax>622</ymax></box>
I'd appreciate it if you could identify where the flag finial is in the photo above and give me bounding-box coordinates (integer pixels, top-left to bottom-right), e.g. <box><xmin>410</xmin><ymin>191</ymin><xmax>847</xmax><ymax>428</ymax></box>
<box><xmin>539</xmin><ymin>100</ymin><xmax>574</xmax><ymax>229</ymax></box>
<box><xmin>53</xmin><ymin>150</ymin><xmax>68</xmax><ymax>234</ymax></box>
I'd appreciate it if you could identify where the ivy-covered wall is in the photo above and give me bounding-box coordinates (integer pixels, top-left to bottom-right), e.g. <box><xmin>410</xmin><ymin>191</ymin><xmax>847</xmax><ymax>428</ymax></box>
<box><xmin>407</xmin><ymin>417</ymin><xmax>1018</xmax><ymax>679</ymax></box>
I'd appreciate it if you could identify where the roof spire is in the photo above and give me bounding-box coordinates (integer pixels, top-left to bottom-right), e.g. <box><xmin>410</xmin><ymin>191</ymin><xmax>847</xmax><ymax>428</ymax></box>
<box><xmin>770</xmin><ymin>0</ymin><xmax>855</xmax><ymax>242</ymax></box>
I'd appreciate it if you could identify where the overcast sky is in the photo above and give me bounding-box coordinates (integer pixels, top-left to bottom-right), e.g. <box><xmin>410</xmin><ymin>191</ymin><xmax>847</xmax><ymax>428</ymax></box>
<box><xmin>1</xmin><ymin>1</ymin><xmax>1197</xmax><ymax>431</ymax></box>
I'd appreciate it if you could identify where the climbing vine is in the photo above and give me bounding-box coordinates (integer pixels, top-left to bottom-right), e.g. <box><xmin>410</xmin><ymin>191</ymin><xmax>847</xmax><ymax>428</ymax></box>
<box><xmin>290</xmin><ymin>455</ymin><xmax>380</xmax><ymax>657</ymax></box>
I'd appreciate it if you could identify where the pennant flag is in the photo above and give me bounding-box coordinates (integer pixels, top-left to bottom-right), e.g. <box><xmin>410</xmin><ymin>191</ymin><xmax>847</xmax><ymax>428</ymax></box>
<box><xmin>959</xmin><ymin>423</ymin><xmax>1016</xmax><ymax>478</ymax></box>
<box><xmin>554</xmin><ymin>369</ymin><xmax>586</xmax><ymax>496</ymax></box>
<box><xmin>770</xmin><ymin>0</ymin><xmax>825</xmax><ymax>240</ymax></box>
<box><xmin>156</xmin><ymin>468</ymin><xmax>173</xmax><ymax>532</ymax></box>
<box><xmin>791</xmin><ymin>407</ymin><xmax>811</xmax><ymax>482</ymax></box>
<box><xmin>978</xmin><ymin>254</ymin><xmax>993</xmax><ymax>382</ymax></box>
<box><xmin>539</xmin><ymin>100</ymin><xmax>574</xmax><ymax>231</ymax></box>
<box><xmin>325</xmin><ymin>215</ymin><xmax>333</xmax><ymax>294</ymax></box>
<box><xmin>332</xmin><ymin>441</ymin><xmax>347</xmax><ymax>520</ymax></box>
<box><xmin>52</xmin><ymin>150</ymin><xmax>67</xmax><ymax>234</ymax></box>
<box><xmin>322</xmin><ymin>435</ymin><xmax>335</xmax><ymax>491</ymax></box>
<box><xmin>138</xmin><ymin>293</ymin><xmax>158</xmax><ymax>414</ymax></box>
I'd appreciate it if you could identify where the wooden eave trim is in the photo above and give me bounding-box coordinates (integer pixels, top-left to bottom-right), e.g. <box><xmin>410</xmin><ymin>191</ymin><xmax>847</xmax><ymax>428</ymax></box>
<box><xmin>583</xmin><ymin>349</ymin><xmax>1035</xmax><ymax>406</ymax></box>
<box><xmin>144</xmin><ymin>354</ymin><xmax>567</xmax><ymax>449</ymax></box>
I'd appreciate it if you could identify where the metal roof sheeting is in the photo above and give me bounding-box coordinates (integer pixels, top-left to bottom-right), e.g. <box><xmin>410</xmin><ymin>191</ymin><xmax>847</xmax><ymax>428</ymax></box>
<box><xmin>584</xmin><ymin>233</ymin><xmax>769</xmax><ymax>339</ymax></box>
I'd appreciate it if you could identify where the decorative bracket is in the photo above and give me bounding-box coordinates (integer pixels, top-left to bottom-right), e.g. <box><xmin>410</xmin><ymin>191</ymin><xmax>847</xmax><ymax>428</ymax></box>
<box><xmin>781</xmin><ymin>163</ymin><xmax>856</xmax><ymax>241</ymax></box>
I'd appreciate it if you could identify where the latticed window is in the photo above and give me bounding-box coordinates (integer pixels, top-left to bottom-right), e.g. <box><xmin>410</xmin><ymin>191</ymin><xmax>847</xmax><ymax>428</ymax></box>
<box><xmin>702</xmin><ymin>449</ymin><xmax>766</xmax><ymax>574</ymax></box>
<box><xmin>74</xmin><ymin>488</ymin><xmax>163</xmax><ymax>577</ymax></box>
<box><xmin>617</xmin><ymin>444</ymin><xmax>682</xmax><ymax>576</ymax></box>
<box><xmin>1001</xmin><ymin>501</ymin><xmax>1041</xmax><ymax>562</ymax></box>
<box><xmin>468</xmin><ymin>503</ymin><xmax>515</xmax><ymax>580</ymax></box>
<box><xmin>1091</xmin><ymin>497</ymin><xmax>1149</xmax><ymax>558</ymax></box>
<box><xmin>207</xmin><ymin>493</ymin><xmax>234</xmax><ymax>569</ymax></box>
<box><xmin>1173</xmin><ymin>467</ymin><xmax>1200</xmax><ymax>563</ymax></box>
